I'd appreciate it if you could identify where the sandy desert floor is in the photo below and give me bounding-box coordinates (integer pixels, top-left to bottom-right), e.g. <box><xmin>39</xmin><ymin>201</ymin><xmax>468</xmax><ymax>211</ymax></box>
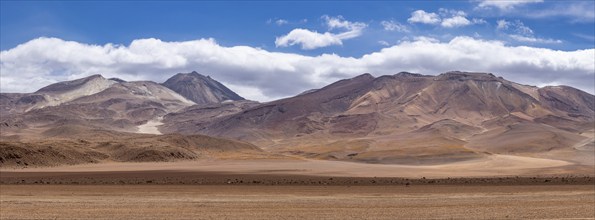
<box><xmin>2</xmin><ymin>154</ymin><xmax>593</xmax><ymax>178</ymax></box>
<box><xmin>1</xmin><ymin>184</ymin><xmax>594</xmax><ymax>219</ymax></box>
<box><xmin>1</xmin><ymin>157</ymin><xmax>593</xmax><ymax>219</ymax></box>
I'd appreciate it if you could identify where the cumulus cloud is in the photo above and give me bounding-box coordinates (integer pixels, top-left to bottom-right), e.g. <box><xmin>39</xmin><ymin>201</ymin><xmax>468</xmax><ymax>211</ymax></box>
<box><xmin>1</xmin><ymin>37</ymin><xmax>593</xmax><ymax>102</ymax></box>
<box><xmin>409</xmin><ymin>9</ymin><xmax>485</xmax><ymax>28</ymax></box>
<box><xmin>441</xmin><ymin>16</ymin><xmax>471</xmax><ymax>28</ymax></box>
<box><xmin>408</xmin><ymin>10</ymin><xmax>441</xmax><ymax>24</ymax></box>
<box><xmin>380</xmin><ymin>20</ymin><xmax>410</xmax><ymax>32</ymax></box>
<box><xmin>476</xmin><ymin>0</ymin><xmax>543</xmax><ymax>10</ymax></box>
<box><xmin>274</xmin><ymin>29</ymin><xmax>342</xmax><ymax>50</ymax></box>
<box><xmin>275</xmin><ymin>15</ymin><xmax>366</xmax><ymax>50</ymax></box>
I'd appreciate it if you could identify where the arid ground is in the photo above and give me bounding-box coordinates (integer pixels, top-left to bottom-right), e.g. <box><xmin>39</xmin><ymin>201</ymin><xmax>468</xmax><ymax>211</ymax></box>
<box><xmin>1</xmin><ymin>184</ymin><xmax>594</xmax><ymax>219</ymax></box>
<box><xmin>1</xmin><ymin>159</ymin><xmax>594</xmax><ymax>219</ymax></box>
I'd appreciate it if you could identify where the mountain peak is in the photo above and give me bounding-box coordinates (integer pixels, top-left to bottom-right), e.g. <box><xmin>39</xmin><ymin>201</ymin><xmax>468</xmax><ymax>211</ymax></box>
<box><xmin>36</xmin><ymin>74</ymin><xmax>107</xmax><ymax>93</ymax></box>
<box><xmin>108</xmin><ymin>77</ymin><xmax>126</xmax><ymax>83</ymax></box>
<box><xmin>87</xmin><ymin>74</ymin><xmax>105</xmax><ymax>79</ymax></box>
<box><xmin>436</xmin><ymin>71</ymin><xmax>498</xmax><ymax>81</ymax></box>
<box><xmin>394</xmin><ymin>72</ymin><xmax>427</xmax><ymax>77</ymax></box>
<box><xmin>355</xmin><ymin>73</ymin><xmax>374</xmax><ymax>79</ymax></box>
<box><xmin>188</xmin><ymin>71</ymin><xmax>202</xmax><ymax>77</ymax></box>
<box><xmin>162</xmin><ymin>71</ymin><xmax>244</xmax><ymax>105</ymax></box>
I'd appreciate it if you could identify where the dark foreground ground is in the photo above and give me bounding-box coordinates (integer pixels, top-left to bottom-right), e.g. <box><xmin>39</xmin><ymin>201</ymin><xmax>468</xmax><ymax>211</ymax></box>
<box><xmin>1</xmin><ymin>170</ymin><xmax>594</xmax><ymax>219</ymax></box>
<box><xmin>1</xmin><ymin>170</ymin><xmax>594</xmax><ymax>185</ymax></box>
<box><xmin>1</xmin><ymin>184</ymin><xmax>594</xmax><ymax>219</ymax></box>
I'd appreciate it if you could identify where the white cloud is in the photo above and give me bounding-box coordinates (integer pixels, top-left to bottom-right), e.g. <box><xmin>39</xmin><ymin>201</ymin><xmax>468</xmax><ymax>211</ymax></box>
<box><xmin>476</xmin><ymin>0</ymin><xmax>543</xmax><ymax>10</ymax></box>
<box><xmin>496</xmin><ymin>19</ymin><xmax>533</xmax><ymax>36</ymax></box>
<box><xmin>496</xmin><ymin>19</ymin><xmax>533</xmax><ymax>35</ymax></box>
<box><xmin>471</xmin><ymin>18</ymin><xmax>487</xmax><ymax>24</ymax></box>
<box><xmin>275</xmin><ymin>19</ymin><xmax>288</xmax><ymax>26</ymax></box>
<box><xmin>378</xmin><ymin>40</ymin><xmax>390</xmax><ymax>46</ymax></box>
<box><xmin>275</xmin><ymin>15</ymin><xmax>366</xmax><ymax>50</ymax></box>
<box><xmin>323</xmin><ymin>15</ymin><xmax>367</xmax><ymax>40</ymax></box>
<box><xmin>574</xmin><ymin>33</ymin><xmax>595</xmax><ymax>41</ymax></box>
<box><xmin>441</xmin><ymin>16</ymin><xmax>471</xmax><ymax>28</ymax></box>
<box><xmin>478</xmin><ymin>1</ymin><xmax>592</xmax><ymax>23</ymax></box>
<box><xmin>496</xmin><ymin>19</ymin><xmax>560</xmax><ymax>44</ymax></box>
<box><xmin>439</xmin><ymin>8</ymin><xmax>467</xmax><ymax>17</ymax></box>
<box><xmin>508</xmin><ymin>35</ymin><xmax>562</xmax><ymax>44</ymax></box>
<box><xmin>323</xmin><ymin>15</ymin><xmax>366</xmax><ymax>31</ymax></box>
<box><xmin>515</xmin><ymin>23</ymin><xmax>533</xmax><ymax>35</ymax></box>
<box><xmin>496</xmin><ymin>19</ymin><xmax>509</xmax><ymax>30</ymax></box>
<box><xmin>1</xmin><ymin>37</ymin><xmax>593</xmax><ymax>102</ymax></box>
<box><xmin>409</xmin><ymin>9</ymin><xmax>485</xmax><ymax>28</ymax></box>
<box><xmin>380</xmin><ymin>20</ymin><xmax>410</xmax><ymax>32</ymax></box>
<box><xmin>275</xmin><ymin>29</ymin><xmax>342</xmax><ymax>50</ymax></box>
<box><xmin>412</xmin><ymin>36</ymin><xmax>440</xmax><ymax>43</ymax></box>
<box><xmin>408</xmin><ymin>10</ymin><xmax>441</xmax><ymax>24</ymax></box>
<box><xmin>526</xmin><ymin>1</ymin><xmax>595</xmax><ymax>22</ymax></box>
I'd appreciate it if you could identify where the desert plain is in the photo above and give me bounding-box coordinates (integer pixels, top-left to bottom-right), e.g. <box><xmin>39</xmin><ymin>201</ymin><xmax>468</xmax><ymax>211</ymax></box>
<box><xmin>1</xmin><ymin>157</ymin><xmax>594</xmax><ymax>219</ymax></box>
<box><xmin>1</xmin><ymin>184</ymin><xmax>594</xmax><ymax>219</ymax></box>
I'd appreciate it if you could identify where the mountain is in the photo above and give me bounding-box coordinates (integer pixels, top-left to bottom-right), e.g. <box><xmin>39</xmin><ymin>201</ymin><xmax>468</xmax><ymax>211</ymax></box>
<box><xmin>190</xmin><ymin>71</ymin><xmax>594</xmax><ymax>165</ymax></box>
<box><xmin>160</xmin><ymin>100</ymin><xmax>259</xmax><ymax>134</ymax></box>
<box><xmin>0</xmin><ymin>73</ymin><xmax>266</xmax><ymax>168</ymax></box>
<box><xmin>0</xmin><ymin>75</ymin><xmax>116</xmax><ymax>114</ymax></box>
<box><xmin>0</xmin><ymin>131</ymin><xmax>267</xmax><ymax>168</ymax></box>
<box><xmin>162</xmin><ymin>71</ymin><xmax>244</xmax><ymax>105</ymax></box>
<box><xmin>0</xmin><ymin>74</ymin><xmax>197</xmax><ymax>136</ymax></box>
<box><xmin>1</xmin><ymin>71</ymin><xmax>593</xmax><ymax>167</ymax></box>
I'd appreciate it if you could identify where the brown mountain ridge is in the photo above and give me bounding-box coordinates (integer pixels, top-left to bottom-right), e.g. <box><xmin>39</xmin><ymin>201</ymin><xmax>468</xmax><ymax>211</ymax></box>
<box><xmin>1</xmin><ymin>71</ymin><xmax>593</xmax><ymax>167</ymax></box>
<box><xmin>190</xmin><ymin>71</ymin><xmax>593</xmax><ymax>165</ymax></box>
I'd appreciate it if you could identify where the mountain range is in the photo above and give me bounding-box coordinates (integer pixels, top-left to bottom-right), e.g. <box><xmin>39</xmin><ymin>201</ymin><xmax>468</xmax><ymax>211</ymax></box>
<box><xmin>1</xmin><ymin>71</ymin><xmax>593</xmax><ymax>167</ymax></box>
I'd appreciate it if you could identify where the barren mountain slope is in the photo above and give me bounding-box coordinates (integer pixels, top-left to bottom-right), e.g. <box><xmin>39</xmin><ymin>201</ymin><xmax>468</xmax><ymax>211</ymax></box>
<box><xmin>193</xmin><ymin>71</ymin><xmax>594</xmax><ymax>164</ymax></box>
<box><xmin>0</xmin><ymin>77</ymin><xmax>196</xmax><ymax>137</ymax></box>
<box><xmin>162</xmin><ymin>71</ymin><xmax>244</xmax><ymax>105</ymax></box>
<box><xmin>1</xmin><ymin>71</ymin><xmax>592</xmax><ymax>166</ymax></box>
<box><xmin>0</xmin><ymin>128</ymin><xmax>269</xmax><ymax>168</ymax></box>
<box><xmin>160</xmin><ymin>100</ymin><xmax>259</xmax><ymax>134</ymax></box>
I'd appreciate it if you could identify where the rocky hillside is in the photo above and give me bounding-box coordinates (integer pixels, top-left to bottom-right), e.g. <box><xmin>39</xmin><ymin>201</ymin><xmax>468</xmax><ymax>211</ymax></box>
<box><xmin>191</xmin><ymin>71</ymin><xmax>594</xmax><ymax>165</ymax></box>
<box><xmin>162</xmin><ymin>71</ymin><xmax>244</xmax><ymax>105</ymax></box>
<box><xmin>1</xmin><ymin>71</ymin><xmax>592</xmax><ymax>166</ymax></box>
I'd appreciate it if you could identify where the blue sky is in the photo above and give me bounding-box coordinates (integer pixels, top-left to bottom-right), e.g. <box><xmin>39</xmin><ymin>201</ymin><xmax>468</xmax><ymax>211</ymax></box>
<box><xmin>1</xmin><ymin>1</ymin><xmax>594</xmax><ymax>101</ymax></box>
<box><xmin>2</xmin><ymin>1</ymin><xmax>594</xmax><ymax>54</ymax></box>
